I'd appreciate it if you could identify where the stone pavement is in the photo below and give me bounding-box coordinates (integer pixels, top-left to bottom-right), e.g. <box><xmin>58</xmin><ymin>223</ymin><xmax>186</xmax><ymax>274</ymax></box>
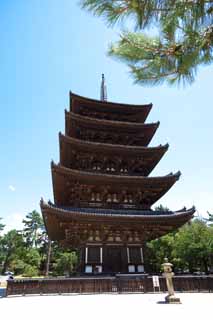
<box><xmin>0</xmin><ymin>293</ymin><xmax>212</xmax><ymax>320</ymax></box>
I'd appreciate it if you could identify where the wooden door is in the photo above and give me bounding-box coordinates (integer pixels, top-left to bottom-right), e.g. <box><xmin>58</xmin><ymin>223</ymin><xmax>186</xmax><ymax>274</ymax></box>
<box><xmin>104</xmin><ymin>247</ymin><xmax>123</xmax><ymax>273</ymax></box>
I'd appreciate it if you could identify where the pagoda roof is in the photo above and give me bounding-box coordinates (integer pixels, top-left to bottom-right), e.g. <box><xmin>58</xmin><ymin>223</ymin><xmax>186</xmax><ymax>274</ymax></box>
<box><xmin>70</xmin><ymin>92</ymin><xmax>152</xmax><ymax>123</ymax></box>
<box><xmin>40</xmin><ymin>199</ymin><xmax>195</xmax><ymax>241</ymax></box>
<box><xmin>59</xmin><ymin>133</ymin><xmax>168</xmax><ymax>176</ymax></box>
<box><xmin>51</xmin><ymin>163</ymin><xmax>181</xmax><ymax>208</ymax></box>
<box><xmin>66</xmin><ymin>110</ymin><xmax>159</xmax><ymax>130</ymax></box>
<box><xmin>59</xmin><ymin>132</ymin><xmax>169</xmax><ymax>155</ymax></box>
<box><xmin>65</xmin><ymin>111</ymin><xmax>159</xmax><ymax>146</ymax></box>
<box><xmin>52</xmin><ymin>162</ymin><xmax>180</xmax><ymax>185</ymax></box>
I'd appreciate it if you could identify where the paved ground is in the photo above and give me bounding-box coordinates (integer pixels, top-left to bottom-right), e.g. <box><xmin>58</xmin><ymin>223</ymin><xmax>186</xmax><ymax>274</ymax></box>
<box><xmin>0</xmin><ymin>293</ymin><xmax>212</xmax><ymax>320</ymax></box>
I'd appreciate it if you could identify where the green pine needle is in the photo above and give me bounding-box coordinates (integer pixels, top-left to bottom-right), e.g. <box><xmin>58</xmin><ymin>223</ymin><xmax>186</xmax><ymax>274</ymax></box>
<box><xmin>81</xmin><ymin>0</ymin><xmax>213</xmax><ymax>86</ymax></box>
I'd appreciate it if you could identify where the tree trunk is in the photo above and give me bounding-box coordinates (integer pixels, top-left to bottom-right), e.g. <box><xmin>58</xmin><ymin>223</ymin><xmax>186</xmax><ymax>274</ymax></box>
<box><xmin>45</xmin><ymin>239</ymin><xmax>52</xmax><ymax>276</ymax></box>
<box><xmin>203</xmin><ymin>258</ymin><xmax>209</xmax><ymax>274</ymax></box>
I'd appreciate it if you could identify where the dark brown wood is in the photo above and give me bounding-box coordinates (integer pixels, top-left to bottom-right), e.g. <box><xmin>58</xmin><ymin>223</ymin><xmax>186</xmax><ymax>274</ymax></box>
<box><xmin>41</xmin><ymin>92</ymin><xmax>195</xmax><ymax>275</ymax></box>
<box><xmin>51</xmin><ymin>163</ymin><xmax>180</xmax><ymax>210</ymax></box>
<box><xmin>65</xmin><ymin>110</ymin><xmax>159</xmax><ymax>147</ymax></box>
<box><xmin>59</xmin><ymin>133</ymin><xmax>169</xmax><ymax>177</ymax></box>
<box><xmin>70</xmin><ymin>92</ymin><xmax>152</xmax><ymax>123</ymax></box>
<box><xmin>6</xmin><ymin>275</ymin><xmax>213</xmax><ymax>296</ymax></box>
<box><xmin>41</xmin><ymin>201</ymin><xmax>194</xmax><ymax>243</ymax></box>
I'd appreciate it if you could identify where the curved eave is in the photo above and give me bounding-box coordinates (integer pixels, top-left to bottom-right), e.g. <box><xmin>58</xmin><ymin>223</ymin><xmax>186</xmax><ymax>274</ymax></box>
<box><xmin>65</xmin><ymin>110</ymin><xmax>159</xmax><ymax>130</ymax></box>
<box><xmin>52</xmin><ymin>162</ymin><xmax>181</xmax><ymax>185</ymax></box>
<box><xmin>41</xmin><ymin>200</ymin><xmax>195</xmax><ymax>221</ymax></box>
<box><xmin>70</xmin><ymin>91</ymin><xmax>152</xmax><ymax>113</ymax></box>
<box><xmin>51</xmin><ymin>163</ymin><xmax>180</xmax><ymax>207</ymax></box>
<box><xmin>59</xmin><ymin>133</ymin><xmax>169</xmax><ymax>155</ymax></box>
<box><xmin>40</xmin><ymin>199</ymin><xmax>195</xmax><ymax>240</ymax></box>
<box><xmin>65</xmin><ymin>111</ymin><xmax>159</xmax><ymax>146</ymax></box>
<box><xmin>59</xmin><ymin>133</ymin><xmax>168</xmax><ymax>176</ymax></box>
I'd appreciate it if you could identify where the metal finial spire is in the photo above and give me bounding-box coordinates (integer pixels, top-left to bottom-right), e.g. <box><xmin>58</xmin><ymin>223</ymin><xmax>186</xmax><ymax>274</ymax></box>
<box><xmin>100</xmin><ymin>74</ymin><xmax>107</xmax><ymax>101</ymax></box>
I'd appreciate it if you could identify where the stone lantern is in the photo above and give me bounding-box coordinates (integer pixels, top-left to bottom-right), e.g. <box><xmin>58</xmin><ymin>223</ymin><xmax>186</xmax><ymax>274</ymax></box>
<box><xmin>162</xmin><ymin>258</ymin><xmax>181</xmax><ymax>304</ymax></box>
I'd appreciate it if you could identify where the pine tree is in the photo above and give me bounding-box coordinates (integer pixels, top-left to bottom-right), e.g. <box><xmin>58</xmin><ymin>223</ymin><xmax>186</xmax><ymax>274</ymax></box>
<box><xmin>81</xmin><ymin>0</ymin><xmax>213</xmax><ymax>86</ymax></box>
<box><xmin>0</xmin><ymin>229</ymin><xmax>25</xmax><ymax>274</ymax></box>
<box><xmin>206</xmin><ymin>211</ymin><xmax>213</xmax><ymax>225</ymax></box>
<box><xmin>0</xmin><ymin>217</ymin><xmax>5</xmax><ymax>233</ymax></box>
<box><xmin>22</xmin><ymin>210</ymin><xmax>44</xmax><ymax>248</ymax></box>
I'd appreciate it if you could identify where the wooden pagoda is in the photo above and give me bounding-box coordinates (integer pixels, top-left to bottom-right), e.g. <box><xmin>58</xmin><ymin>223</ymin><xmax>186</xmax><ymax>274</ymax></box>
<box><xmin>41</xmin><ymin>76</ymin><xmax>195</xmax><ymax>274</ymax></box>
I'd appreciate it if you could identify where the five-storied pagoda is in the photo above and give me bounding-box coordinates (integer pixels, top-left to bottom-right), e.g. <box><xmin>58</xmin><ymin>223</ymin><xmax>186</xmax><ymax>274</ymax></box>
<box><xmin>41</xmin><ymin>75</ymin><xmax>195</xmax><ymax>274</ymax></box>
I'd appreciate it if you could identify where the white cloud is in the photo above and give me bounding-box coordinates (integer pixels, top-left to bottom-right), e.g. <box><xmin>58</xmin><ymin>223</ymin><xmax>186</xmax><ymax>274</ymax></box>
<box><xmin>8</xmin><ymin>185</ymin><xmax>16</xmax><ymax>192</ymax></box>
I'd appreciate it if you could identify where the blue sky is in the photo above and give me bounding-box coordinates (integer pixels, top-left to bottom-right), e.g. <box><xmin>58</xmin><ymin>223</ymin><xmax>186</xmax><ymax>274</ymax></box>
<box><xmin>0</xmin><ymin>0</ymin><xmax>212</xmax><ymax>231</ymax></box>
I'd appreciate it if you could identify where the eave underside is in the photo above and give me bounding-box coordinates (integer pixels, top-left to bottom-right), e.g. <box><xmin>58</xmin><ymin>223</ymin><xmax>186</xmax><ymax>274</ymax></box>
<box><xmin>59</xmin><ymin>134</ymin><xmax>169</xmax><ymax>176</ymax></box>
<box><xmin>65</xmin><ymin>111</ymin><xmax>159</xmax><ymax>147</ymax></box>
<box><xmin>51</xmin><ymin>163</ymin><xmax>180</xmax><ymax>209</ymax></box>
<box><xmin>66</xmin><ymin>110</ymin><xmax>157</xmax><ymax>129</ymax></box>
<box><xmin>59</xmin><ymin>133</ymin><xmax>168</xmax><ymax>154</ymax></box>
<box><xmin>70</xmin><ymin>92</ymin><xmax>152</xmax><ymax>123</ymax></box>
<box><xmin>41</xmin><ymin>200</ymin><xmax>195</xmax><ymax>244</ymax></box>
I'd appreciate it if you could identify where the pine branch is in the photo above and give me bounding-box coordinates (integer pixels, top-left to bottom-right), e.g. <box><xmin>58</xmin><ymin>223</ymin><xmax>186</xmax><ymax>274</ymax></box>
<box><xmin>81</xmin><ymin>0</ymin><xmax>213</xmax><ymax>86</ymax></box>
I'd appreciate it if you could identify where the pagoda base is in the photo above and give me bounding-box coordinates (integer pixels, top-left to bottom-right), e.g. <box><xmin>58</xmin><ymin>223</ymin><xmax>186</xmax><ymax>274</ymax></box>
<box><xmin>80</xmin><ymin>245</ymin><xmax>145</xmax><ymax>275</ymax></box>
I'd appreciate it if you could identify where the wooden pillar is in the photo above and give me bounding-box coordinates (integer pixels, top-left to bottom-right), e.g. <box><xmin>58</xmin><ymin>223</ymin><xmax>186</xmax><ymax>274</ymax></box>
<box><xmin>100</xmin><ymin>247</ymin><xmax>103</xmax><ymax>264</ymax></box>
<box><xmin>127</xmin><ymin>247</ymin><xmax>130</xmax><ymax>264</ymax></box>
<box><xmin>78</xmin><ymin>247</ymin><xmax>85</xmax><ymax>273</ymax></box>
<box><xmin>121</xmin><ymin>246</ymin><xmax>128</xmax><ymax>273</ymax></box>
<box><xmin>142</xmin><ymin>242</ymin><xmax>148</xmax><ymax>273</ymax></box>
<box><xmin>85</xmin><ymin>247</ymin><xmax>88</xmax><ymax>264</ymax></box>
<box><xmin>140</xmin><ymin>247</ymin><xmax>144</xmax><ymax>263</ymax></box>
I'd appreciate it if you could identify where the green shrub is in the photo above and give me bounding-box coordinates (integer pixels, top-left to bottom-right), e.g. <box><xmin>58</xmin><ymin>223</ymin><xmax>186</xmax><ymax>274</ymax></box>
<box><xmin>23</xmin><ymin>265</ymin><xmax>39</xmax><ymax>277</ymax></box>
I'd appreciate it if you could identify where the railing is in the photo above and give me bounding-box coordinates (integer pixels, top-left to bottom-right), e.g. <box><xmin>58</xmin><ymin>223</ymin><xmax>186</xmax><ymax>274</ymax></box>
<box><xmin>6</xmin><ymin>275</ymin><xmax>213</xmax><ymax>296</ymax></box>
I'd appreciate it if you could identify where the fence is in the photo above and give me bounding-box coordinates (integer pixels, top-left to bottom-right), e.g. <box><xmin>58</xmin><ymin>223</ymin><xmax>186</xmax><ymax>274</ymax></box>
<box><xmin>6</xmin><ymin>275</ymin><xmax>213</xmax><ymax>296</ymax></box>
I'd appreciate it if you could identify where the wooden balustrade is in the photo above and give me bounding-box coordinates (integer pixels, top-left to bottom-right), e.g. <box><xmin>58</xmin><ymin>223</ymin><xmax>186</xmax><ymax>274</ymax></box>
<box><xmin>6</xmin><ymin>275</ymin><xmax>213</xmax><ymax>296</ymax></box>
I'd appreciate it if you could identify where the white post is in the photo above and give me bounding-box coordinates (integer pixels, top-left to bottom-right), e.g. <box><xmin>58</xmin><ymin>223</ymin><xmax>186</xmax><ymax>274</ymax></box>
<box><xmin>140</xmin><ymin>247</ymin><xmax>144</xmax><ymax>263</ymax></box>
<box><xmin>100</xmin><ymin>247</ymin><xmax>103</xmax><ymax>264</ymax></box>
<box><xmin>85</xmin><ymin>247</ymin><xmax>88</xmax><ymax>264</ymax></box>
<box><xmin>127</xmin><ymin>247</ymin><xmax>130</xmax><ymax>263</ymax></box>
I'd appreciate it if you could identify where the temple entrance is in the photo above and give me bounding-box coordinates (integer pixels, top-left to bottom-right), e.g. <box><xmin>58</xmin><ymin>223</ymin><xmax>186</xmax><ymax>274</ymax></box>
<box><xmin>104</xmin><ymin>247</ymin><xmax>124</xmax><ymax>273</ymax></box>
